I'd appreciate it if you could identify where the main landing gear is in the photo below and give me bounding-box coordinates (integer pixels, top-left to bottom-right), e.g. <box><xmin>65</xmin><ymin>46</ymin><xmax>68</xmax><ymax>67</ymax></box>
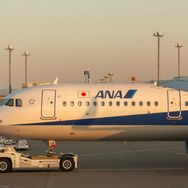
<box><xmin>45</xmin><ymin>140</ymin><xmax>77</xmax><ymax>172</ymax></box>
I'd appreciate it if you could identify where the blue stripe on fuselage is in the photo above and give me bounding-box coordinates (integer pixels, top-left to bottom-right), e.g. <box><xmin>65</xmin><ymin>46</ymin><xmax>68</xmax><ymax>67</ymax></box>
<box><xmin>18</xmin><ymin>111</ymin><xmax>188</xmax><ymax>126</ymax></box>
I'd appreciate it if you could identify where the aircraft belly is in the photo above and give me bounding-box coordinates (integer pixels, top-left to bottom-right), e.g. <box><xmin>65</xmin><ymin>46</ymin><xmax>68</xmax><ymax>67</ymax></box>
<box><xmin>1</xmin><ymin>125</ymin><xmax>188</xmax><ymax>141</ymax></box>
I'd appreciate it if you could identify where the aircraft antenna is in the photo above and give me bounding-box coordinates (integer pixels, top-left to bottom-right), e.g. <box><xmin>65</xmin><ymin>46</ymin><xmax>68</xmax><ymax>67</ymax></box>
<box><xmin>53</xmin><ymin>77</ymin><xmax>59</xmax><ymax>84</ymax></box>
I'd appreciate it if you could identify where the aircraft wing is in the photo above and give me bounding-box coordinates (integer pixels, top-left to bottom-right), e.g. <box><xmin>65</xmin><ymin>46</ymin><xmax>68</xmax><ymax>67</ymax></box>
<box><xmin>158</xmin><ymin>77</ymin><xmax>188</xmax><ymax>92</ymax></box>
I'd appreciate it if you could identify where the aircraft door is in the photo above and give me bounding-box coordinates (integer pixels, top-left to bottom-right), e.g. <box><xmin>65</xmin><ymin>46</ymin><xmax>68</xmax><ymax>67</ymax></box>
<box><xmin>167</xmin><ymin>89</ymin><xmax>181</xmax><ymax>119</ymax></box>
<box><xmin>41</xmin><ymin>89</ymin><xmax>56</xmax><ymax>119</ymax></box>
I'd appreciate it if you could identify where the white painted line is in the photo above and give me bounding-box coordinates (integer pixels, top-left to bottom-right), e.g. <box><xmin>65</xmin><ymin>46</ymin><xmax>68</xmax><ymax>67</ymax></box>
<box><xmin>176</xmin><ymin>153</ymin><xmax>185</xmax><ymax>155</ymax></box>
<box><xmin>78</xmin><ymin>168</ymin><xmax>187</xmax><ymax>172</ymax></box>
<box><xmin>136</xmin><ymin>150</ymin><xmax>145</xmax><ymax>152</ymax></box>
<box><xmin>79</xmin><ymin>146</ymin><xmax>184</xmax><ymax>157</ymax></box>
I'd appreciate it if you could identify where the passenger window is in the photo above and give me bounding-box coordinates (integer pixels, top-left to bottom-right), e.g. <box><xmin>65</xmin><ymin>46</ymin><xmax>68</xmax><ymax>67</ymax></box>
<box><xmin>154</xmin><ymin>101</ymin><xmax>158</xmax><ymax>106</ymax></box>
<box><xmin>147</xmin><ymin>101</ymin><xmax>151</xmax><ymax>106</ymax></box>
<box><xmin>101</xmin><ymin>101</ymin><xmax>105</xmax><ymax>106</ymax></box>
<box><xmin>124</xmin><ymin>101</ymin><xmax>128</xmax><ymax>106</ymax></box>
<box><xmin>86</xmin><ymin>101</ymin><xmax>90</xmax><ymax>106</ymax></box>
<box><xmin>5</xmin><ymin>99</ymin><xmax>14</xmax><ymax>107</ymax></box>
<box><xmin>70</xmin><ymin>101</ymin><xmax>74</xmax><ymax>106</ymax></box>
<box><xmin>116</xmin><ymin>101</ymin><xmax>120</xmax><ymax>106</ymax></box>
<box><xmin>139</xmin><ymin>101</ymin><xmax>143</xmax><ymax>106</ymax></box>
<box><xmin>78</xmin><ymin>101</ymin><xmax>82</xmax><ymax>106</ymax></box>
<box><xmin>109</xmin><ymin>101</ymin><xmax>112</xmax><ymax>106</ymax></box>
<box><xmin>16</xmin><ymin>99</ymin><xmax>22</xmax><ymax>107</ymax></box>
<box><xmin>62</xmin><ymin>101</ymin><xmax>67</xmax><ymax>106</ymax></box>
<box><xmin>93</xmin><ymin>101</ymin><xmax>97</xmax><ymax>106</ymax></box>
<box><xmin>132</xmin><ymin>101</ymin><xmax>135</xmax><ymax>106</ymax></box>
<box><xmin>185</xmin><ymin>101</ymin><xmax>188</xmax><ymax>106</ymax></box>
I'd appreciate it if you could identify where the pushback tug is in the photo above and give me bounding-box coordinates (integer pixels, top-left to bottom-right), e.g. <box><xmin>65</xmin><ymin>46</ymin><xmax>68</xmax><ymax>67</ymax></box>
<box><xmin>0</xmin><ymin>141</ymin><xmax>77</xmax><ymax>173</ymax></box>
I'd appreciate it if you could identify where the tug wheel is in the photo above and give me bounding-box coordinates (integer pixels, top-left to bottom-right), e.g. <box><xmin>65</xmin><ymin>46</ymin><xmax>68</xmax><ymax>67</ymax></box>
<box><xmin>60</xmin><ymin>157</ymin><xmax>75</xmax><ymax>172</ymax></box>
<box><xmin>0</xmin><ymin>159</ymin><xmax>11</xmax><ymax>173</ymax></box>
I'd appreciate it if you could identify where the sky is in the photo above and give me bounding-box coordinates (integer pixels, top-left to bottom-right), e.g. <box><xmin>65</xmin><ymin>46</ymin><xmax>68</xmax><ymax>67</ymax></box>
<box><xmin>0</xmin><ymin>0</ymin><xmax>188</xmax><ymax>90</ymax></box>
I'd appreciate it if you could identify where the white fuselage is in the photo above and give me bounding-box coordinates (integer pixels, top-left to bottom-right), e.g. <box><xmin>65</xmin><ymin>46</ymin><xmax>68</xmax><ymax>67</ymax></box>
<box><xmin>0</xmin><ymin>83</ymin><xmax>188</xmax><ymax>141</ymax></box>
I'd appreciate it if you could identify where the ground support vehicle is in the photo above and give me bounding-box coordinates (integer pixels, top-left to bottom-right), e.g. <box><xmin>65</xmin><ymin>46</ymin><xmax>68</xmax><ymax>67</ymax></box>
<box><xmin>0</xmin><ymin>147</ymin><xmax>78</xmax><ymax>173</ymax></box>
<box><xmin>0</xmin><ymin>137</ymin><xmax>29</xmax><ymax>150</ymax></box>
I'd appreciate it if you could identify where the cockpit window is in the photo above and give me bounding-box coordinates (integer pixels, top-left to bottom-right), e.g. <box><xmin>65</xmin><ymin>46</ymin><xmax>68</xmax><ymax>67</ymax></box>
<box><xmin>0</xmin><ymin>98</ymin><xmax>22</xmax><ymax>107</ymax></box>
<box><xmin>5</xmin><ymin>99</ymin><xmax>14</xmax><ymax>107</ymax></box>
<box><xmin>16</xmin><ymin>99</ymin><xmax>22</xmax><ymax>107</ymax></box>
<box><xmin>0</xmin><ymin>99</ymin><xmax>9</xmax><ymax>106</ymax></box>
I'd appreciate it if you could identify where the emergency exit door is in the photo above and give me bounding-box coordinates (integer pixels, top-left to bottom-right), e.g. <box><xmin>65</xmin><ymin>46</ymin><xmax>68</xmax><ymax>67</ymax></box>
<box><xmin>41</xmin><ymin>90</ymin><xmax>56</xmax><ymax>119</ymax></box>
<box><xmin>167</xmin><ymin>89</ymin><xmax>181</xmax><ymax>119</ymax></box>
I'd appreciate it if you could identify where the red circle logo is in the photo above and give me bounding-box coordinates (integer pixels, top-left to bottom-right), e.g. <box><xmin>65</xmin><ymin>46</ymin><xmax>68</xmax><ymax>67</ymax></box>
<box><xmin>81</xmin><ymin>92</ymin><xmax>86</xmax><ymax>97</ymax></box>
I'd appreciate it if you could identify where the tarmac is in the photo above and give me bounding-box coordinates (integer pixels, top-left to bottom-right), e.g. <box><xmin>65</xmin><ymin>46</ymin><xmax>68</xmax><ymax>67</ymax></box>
<box><xmin>0</xmin><ymin>140</ymin><xmax>188</xmax><ymax>188</ymax></box>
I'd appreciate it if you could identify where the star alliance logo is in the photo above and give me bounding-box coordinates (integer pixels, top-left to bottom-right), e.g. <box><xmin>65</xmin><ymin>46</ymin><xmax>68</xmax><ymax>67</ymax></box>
<box><xmin>29</xmin><ymin>99</ymin><xmax>35</xmax><ymax>105</ymax></box>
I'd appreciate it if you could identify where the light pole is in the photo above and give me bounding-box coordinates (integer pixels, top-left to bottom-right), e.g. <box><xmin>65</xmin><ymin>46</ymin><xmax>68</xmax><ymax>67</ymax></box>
<box><xmin>175</xmin><ymin>43</ymin><xmax>183</xmax><ymax>77</ymax></box>
<box><xmin>100</xmin><ymin>78</ymin><xmax>105</xmax><ymax>83</ymax></box>
<box><xmin>84</xmin><ymin>71</ymin><xmax>88</xmax><ymax>83</ymax></box>
<box><xmin>84</xmin><ymin>70</ymin><xmax>91</xmax><ymax>83</ymax></box>
<box><xmin>84</xmin><ymin>70</ymin><xmax>90</xmax><ymax>83</ymax></box>
<box><xmin>5</xmin><ymin>45</ymin><xmax>14</xmax><ymax>94</ymax></box>
<box><xmin>108</xmin><ymin>72</ymin><xmax>114</xmax><ymax>83</ymax></box>
<box><xmin>153</xmin><ymin>31</ymin><xmax>164</xmax><ymax>82</ymax></box>
<box><xmin>22</xmin><ymin>51</ymin><xmax>31</xmax><ymax>84</ymax></box>
<box><xmin>104</xmin><ymin>75</ymin><xmax>109</xmax><ymax>83</ymax></box>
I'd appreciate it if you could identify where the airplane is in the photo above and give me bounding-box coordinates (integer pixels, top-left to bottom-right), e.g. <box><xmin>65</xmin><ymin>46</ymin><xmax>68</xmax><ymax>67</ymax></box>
<box><xmin>0</xmin><ymin>77</ymin><xmax>188</xmax><ymax>154</ymax></box>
